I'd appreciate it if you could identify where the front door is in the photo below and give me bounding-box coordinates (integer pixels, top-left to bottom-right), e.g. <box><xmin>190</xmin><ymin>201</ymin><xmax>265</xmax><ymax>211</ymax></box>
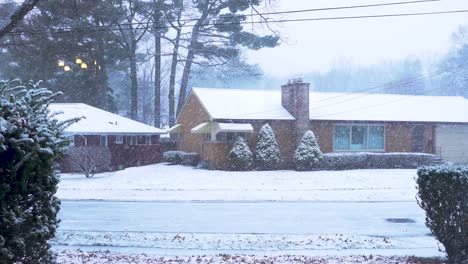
<box><xmin>411</xmin><ymin>125</ymin><xmax>425</xmax><ymax>152</ymax></box>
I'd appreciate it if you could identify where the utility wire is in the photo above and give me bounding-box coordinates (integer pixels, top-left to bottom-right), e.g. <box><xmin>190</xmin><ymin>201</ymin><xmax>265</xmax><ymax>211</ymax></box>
<box><xmin>307</xmin><ymin>63</ymin><xmax>468</xmax><ymax>111</ymax></box>
<box><xmin>3</xmin><ymin>7</ymin><xmax>466</xmax><ymax>38</ymax></box>
<box><xmin>211</xmin><ymin>63</ymin><xmax>467</xmax><ymax>119</ymax></box>
<box><xmin>308</xmin><ymin>79</ymin><xmax>468</xmax><ymax>119</ymax></box>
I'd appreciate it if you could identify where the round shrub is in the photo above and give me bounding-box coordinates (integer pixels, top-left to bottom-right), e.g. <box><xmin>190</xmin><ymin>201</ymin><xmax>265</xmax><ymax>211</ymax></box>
<box><xmin>416</xmin><ymin>165</ymin><xmax>468</xmax><ymax>264</ymax></box>
<box><xmin>255</xmin><ymin>123</ymin><xmax>281</xmax><ymax>170</ymax></box>
<box><xmin>294</xmin><ymin>130</ymin><xmax>323</xmax><ymax>170</ymax></box>
<box><xmin>228</xmin><ymin>136</ymin><xmax>253</xmax><ymax>170</ymax></box>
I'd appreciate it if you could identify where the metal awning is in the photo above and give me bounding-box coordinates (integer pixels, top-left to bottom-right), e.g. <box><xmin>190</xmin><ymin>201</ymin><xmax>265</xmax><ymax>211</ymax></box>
<box><xmin>191</xmin><ymin>122</ymin><xmax>253</xmax><ymax>134</ymax></box>
<box><xmin>168</xmin><ymin>124</ymin><xmax>182</xmax><ymax>133</ymax></box>
<box><xmin>217</xmin><ymin>122</ymin><xmax>254</xmax><ymax>133</ymax></box>
<box><xmin>191</xmin><ymin>122</ymin><xmax>212</xmax><ymax>133</ymax></box>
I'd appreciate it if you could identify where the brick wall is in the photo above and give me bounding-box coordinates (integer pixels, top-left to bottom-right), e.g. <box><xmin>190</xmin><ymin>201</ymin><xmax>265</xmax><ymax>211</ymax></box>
<box><xmin>61</xmin><ymin>134</ymin><xmax>162</xmax><ymax>172</ymax></box>
<box><xmin>176</xmin><ymin>94</ymin><xmax>211</xmax><ymax>154</ymax></box>
<box><xmin>175</xmin><ymin>93</ymin><xmax>437</xmax><ymax>169</ymax></box>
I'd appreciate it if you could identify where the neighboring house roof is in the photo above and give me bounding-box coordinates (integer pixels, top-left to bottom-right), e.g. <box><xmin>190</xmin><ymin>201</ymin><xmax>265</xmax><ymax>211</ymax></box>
<box><xmin>49</xmin><ymin>103</ymin><xmax>166</xmax><ymax>135</ymax></box>
<box><xmin>192</xmin><ymin>88</ymin><xmax>295</xmax><ymax>120</ymax></box>
<box><xmin>192</xmin><ymin>87</ymin><xmax>468</xmax><ymax>123</ymax></box>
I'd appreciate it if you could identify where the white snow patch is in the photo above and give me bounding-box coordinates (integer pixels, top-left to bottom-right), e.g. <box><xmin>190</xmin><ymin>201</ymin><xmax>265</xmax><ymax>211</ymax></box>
<box><xmin>58</xmin><ymin>164</ymin><xmax>418</xmax><ymax>202</ymax></box>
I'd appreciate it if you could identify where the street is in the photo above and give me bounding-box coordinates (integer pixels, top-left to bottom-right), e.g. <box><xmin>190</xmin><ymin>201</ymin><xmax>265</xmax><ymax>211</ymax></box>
<box><xmin>55</xmin><ymin>200</ymin><xmax>441</xmax><ymax>257</ymax></box>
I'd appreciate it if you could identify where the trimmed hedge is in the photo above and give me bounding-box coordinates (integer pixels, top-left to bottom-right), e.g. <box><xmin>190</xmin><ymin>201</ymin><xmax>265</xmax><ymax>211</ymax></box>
<box><xmin>163</xmin><ymin>151</ymin><xmax>200</xmax><ymax>166</ymax></box>
<box><xmin>318</xmin><ymin>152</ymin><xmax>438</xmax><ymax>170</ymax></box>
<box><xmin>416</xmin><ymin>165</ymin><xmax>468</xmax><ymax>264</ymax></box>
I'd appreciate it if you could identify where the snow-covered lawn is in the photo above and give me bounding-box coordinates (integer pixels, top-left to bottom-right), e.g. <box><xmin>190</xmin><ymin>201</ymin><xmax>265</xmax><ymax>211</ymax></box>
<box><xmin>56</xmin><ymin>251</ymin><xmax>443</xmax><ymax>264</ymax></box>
<box><xmin>58</xmin><ymin>163</ymin><xmax>418</xmax><ymax>202</ymax></box>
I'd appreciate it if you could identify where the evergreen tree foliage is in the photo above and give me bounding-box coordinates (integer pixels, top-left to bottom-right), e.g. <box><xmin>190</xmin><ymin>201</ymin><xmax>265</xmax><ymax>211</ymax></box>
<box><xmin>228</xmin><ymin>136</ymin><xmax>253</xmax><ymax>170</ymax></box>
<box><xmin>416</xmin><ymin>165</ymin><xmax>468</xmax><ymax>264</ymax></box>
<box><xmin>255</xmin><ymin>124</ymin><xmax>281</xmax><ymax>170</ymax></box>
<box><xmin>0</xmin><ymin>81</ymin><xmax>77</xmax><ymax>263</ymax></box>
<box><xmin>294</xmin><ymin>130</ymin><xmax>323</xmax><ymax>171</ymax></box>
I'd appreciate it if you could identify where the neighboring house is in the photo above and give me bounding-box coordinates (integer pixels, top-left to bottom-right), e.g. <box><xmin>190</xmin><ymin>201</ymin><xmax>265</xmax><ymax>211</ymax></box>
<box><xmin>172</xmin><ymin>80</ymin><xmax>468</xmax><ymax>169</ymax></box>
<box><xmin>50</xmin><ymin>103</ymin><xmax>166</xmax><ymax>171</ymax></box>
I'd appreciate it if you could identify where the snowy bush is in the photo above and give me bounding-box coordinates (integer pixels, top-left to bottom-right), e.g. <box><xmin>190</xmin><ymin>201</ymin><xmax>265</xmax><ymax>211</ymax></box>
<box><xmin>255</xmin><ymin>124</ymin><xmax>281</xmax><ymax>170</ymax></box>
<box><xmin>294</xmin><ymin>130</ymin><xmax>323</xmax><ymax>170</ymax></box>
<box><xmin>163</xmin><ymin>151</ymin><xmax>199</xmax><ymax>166</ymax></box>
<box><xmin>66</xmin><ymin>147</ymin><xmax>112</xmax><ymax>177</ymax></box>
<box><xmin>416</xmin><ymin>165</ymin><xmax>468</xmax><ymax>264</ymax></box>
<box><xmin>228</xmin><ymin>136</ymin><xmax>253</xmax><ymax>170</ymax></box>
<box><xmin>320</xmin><ymin>152</ymin><xmax>437</xmax><ymax>170</ymax></box>
<box><xmin>0</xmin><ymin>81</ymin><xmax>78</xmax><ymax>263</ymax></box>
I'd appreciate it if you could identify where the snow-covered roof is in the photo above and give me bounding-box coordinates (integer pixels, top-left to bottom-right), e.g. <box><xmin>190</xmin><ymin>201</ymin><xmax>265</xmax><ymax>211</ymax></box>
<box><xmin>191</xmin><ymin>88</ymin><xmax>468</xmax><ymax>123</ymax></box>
<box><xmin>49</xmin><ymin>103</ymin><xmax>166</xmax><ymax>135</ymax></box>
<box><xmin>190</xmin><ymin>121</ymin><xmax>254</xmax><ymax>134</ymax></box>
<box><xmin>309</xmin><ymin>92</ymin><xmax>468</xmax><ymax>123</ymax></box>
<box><xmin>192</xmin><ymin>88</ymin><xmax>295</xmax><ymax>120</ymax></box>
<box><xmin>217</xmin><ymin>122</ymin><xmax>254</xmax><ymax>133</ymax></box>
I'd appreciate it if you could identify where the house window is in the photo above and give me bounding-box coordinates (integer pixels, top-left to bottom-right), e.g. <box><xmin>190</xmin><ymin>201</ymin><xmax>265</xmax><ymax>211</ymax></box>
<box><xmin>333</xmin><ymin>125</ymin><xmax>385</xmax><ymax>151</ymax></box>
<box><xmin>100</xmin><ymin>135</ymin><xmax>108</xmax><ymax>147</ymax></box>
<box><xmin>145</xmin><ymin>136</ymin><xmax>152</xmax><ymax>145</ymax></box>
<box><xmin>115</xmin><ymin>135</ymin><xmax>124</xmax><ymax>144</ymax></box>
<box><xmin>127</xmin><ymin>136</ymin><xmax>136</xmax><ymax>145</ymax></box>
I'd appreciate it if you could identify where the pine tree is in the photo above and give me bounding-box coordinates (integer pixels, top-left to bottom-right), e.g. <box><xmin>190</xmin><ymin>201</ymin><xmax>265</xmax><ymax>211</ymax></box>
<box><xmin>255</xmin><ymin>124</ymin><xmax>281</xmax><ymax>170</ymax></box>
<box><xmin>0</xmin><ymin>81</ymin><xmax>78</xmax><ymax>263</ymax></box>
<box><xmin>294</xmin><ymin>130</ymin><xmax>324</xmax><ymax>171</ymax></box>
<box><xmin>228</xmin><ymin>136</ymin><xmax>253</xmax><ymax>170</ymax></box>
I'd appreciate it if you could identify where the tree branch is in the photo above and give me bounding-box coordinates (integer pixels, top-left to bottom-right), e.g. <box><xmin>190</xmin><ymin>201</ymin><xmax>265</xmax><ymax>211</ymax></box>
<box><xmin>0</xmin><ymin>0</ymin><xmax>41</xmax><ymax>39</ymax></box>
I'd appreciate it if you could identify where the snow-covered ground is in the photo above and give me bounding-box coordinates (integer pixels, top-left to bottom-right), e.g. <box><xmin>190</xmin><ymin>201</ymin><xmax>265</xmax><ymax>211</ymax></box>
<box><xmin>56</xmin><ymin>164</ymin><xmax>442</xmax><ymax>263</ymax></box>
<box><xmin>57</xmin><ymin>164</ymin><xmax>418</xmax><ymax>202</ymax></box>
<box><xmin>56</xmin><ymin>251</ymin><xmax>443</xmax><ymax>264</ymax></box>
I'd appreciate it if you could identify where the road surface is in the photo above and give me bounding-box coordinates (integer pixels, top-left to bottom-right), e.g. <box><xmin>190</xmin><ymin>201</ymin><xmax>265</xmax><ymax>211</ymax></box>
<box><xmin>55</xmin><ymin>200</ymin><xmax>440</xmax><ymax>257</ymax></box>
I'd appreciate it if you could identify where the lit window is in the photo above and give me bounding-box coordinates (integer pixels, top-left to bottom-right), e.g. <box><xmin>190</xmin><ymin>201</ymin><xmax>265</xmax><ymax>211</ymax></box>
<box><xmin>115</xmin><ymin>135</ymin><xmax>124</xmax><ymax>144</ymax></box>
<box><xmin>100</xmin><ymin>135</ymin><xmax>108</xmax><ymax>147</ymax></box>
<box><xmin>333</xmin><ymin>125</ymin><xmax>384</xmax><ymax>151</ymax></box>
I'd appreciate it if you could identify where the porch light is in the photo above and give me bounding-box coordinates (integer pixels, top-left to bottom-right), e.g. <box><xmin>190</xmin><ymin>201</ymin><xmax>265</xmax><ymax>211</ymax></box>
<box><xmin>94</xmin><ymin>60</ymin><xmax>97</xmax><ymax>65</ymax></box>
<box><xmin>57</xmin><ymin>60</ymin><xmax>65</xmax><ymax>67</ymax></box>
<box><xmin>63</xmin><ymin>65</ymin><xmax>71</xmax><ymax>72</ymax></box>
<box><xmin>80</xmin><ymin>63</ymin><xmax>88</xmax><ymax>69</ymax></box>
<box><xmin>75</xmin><ymin>58</ymin><xmax>83</xmax><ymax>64</ymax></box>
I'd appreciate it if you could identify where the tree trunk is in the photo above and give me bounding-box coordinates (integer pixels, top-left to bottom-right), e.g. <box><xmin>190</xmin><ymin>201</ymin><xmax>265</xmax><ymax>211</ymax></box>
<box><xmin>153</xmin><ymin>0</ymin><xmax>162</xmax><ymax>128</ymax></box>
<box><xmin>154</xmin><ymin>34</ymin><xmax>161</xmax><ymax>127</ymax></box>
<box><xmin>129</xmin><ymin>45</ymin><xmax>138</xmax><ymax>120</ymax></box>
<box><xmin>168</xmin><ymin>28</ymin><xmax>181</xmax><ymax>127</ymax></box>
<box><xmin>176</xmin><ymin>15</ymin><xmax>206</xmax><ymax>117</ymax></box>
<box><xmin>176</xmin><ymin>47</ymin><xmax>194</xmax><ymax>116</ymax></box>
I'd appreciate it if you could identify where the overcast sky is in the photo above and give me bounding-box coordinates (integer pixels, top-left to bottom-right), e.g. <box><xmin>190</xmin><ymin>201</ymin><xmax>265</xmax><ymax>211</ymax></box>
<box><xmin>246</xmin><ymin>0</ymin><xmax>468</xmax><ymax>77</ymax></box>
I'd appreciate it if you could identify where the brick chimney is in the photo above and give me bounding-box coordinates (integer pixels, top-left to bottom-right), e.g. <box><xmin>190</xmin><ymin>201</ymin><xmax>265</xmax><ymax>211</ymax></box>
<box><xmin>281</xmin><ymin>78</ymin><xmax>310</xmax><ymax>143</ymax></box>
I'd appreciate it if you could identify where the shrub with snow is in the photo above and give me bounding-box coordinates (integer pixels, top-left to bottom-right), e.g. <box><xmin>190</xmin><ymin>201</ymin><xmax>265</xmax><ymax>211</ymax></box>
<box><xmin>66</xmin><ymin>147</ymin><xmax>112</xmax><ymax>177</ymax></box>
<box><xmin>228</xmin><ymin>136</ymin><xmax>253</xmax><ymax>170</ymax></box>
<box><xmin>416</xmin><ymin>165</ymin><xmax>468</xmax><ymax>264</ymax></box>
<box><xmin>255</xmin><ymin>124</ymin><xmax>281</xmax><ymax>170</ymax></box>
<box><xmin>0</xmin><ymin>81</ymin><xmax>78</xmax><ymax>263</ymax></box>
<box><xmin>163</xmin><ymin>151</ymin><xmax>199</xmax><ymax>166</ymax></box>
<box><xmin>294</xmin><ymin>130</ymin><xmax>323</xmax><ymax>170</ymax></box>
<box><xmin>321</xmin><ymin>152</ymin><xmax>437</xmax><ymax>170</ymax></box>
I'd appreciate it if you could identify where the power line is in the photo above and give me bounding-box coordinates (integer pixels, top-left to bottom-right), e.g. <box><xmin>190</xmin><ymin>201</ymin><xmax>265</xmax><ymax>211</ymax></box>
<box><xmin>308</xmin><ymin>78</ymin><xmax>468</xmax><ymax>120</ymax></box>
<box><xmin>307</xmin><ymin>63</ymin><xmax>468</xmax><ymax>112</ymax></box>
<box><xmin>207</xmin><ymin>63</ymin><xmax>467</xmax><ymax>119</ymax></box>
<box><xmin>3</xmin><ymin>7</ymin><xmax>466</xmax><ymax>39</ymax></box>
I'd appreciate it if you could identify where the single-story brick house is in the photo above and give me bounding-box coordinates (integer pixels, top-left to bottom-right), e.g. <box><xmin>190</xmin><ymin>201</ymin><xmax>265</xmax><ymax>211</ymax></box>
<box><xmin>172</xmin><ymin>80</ymin><xmax>468</xmax><ymax>169</ymax></box>
<box><xmin>50</xmin><ymin>103</ymin><xmax>166</xmax><ymax>171</ymax></box>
